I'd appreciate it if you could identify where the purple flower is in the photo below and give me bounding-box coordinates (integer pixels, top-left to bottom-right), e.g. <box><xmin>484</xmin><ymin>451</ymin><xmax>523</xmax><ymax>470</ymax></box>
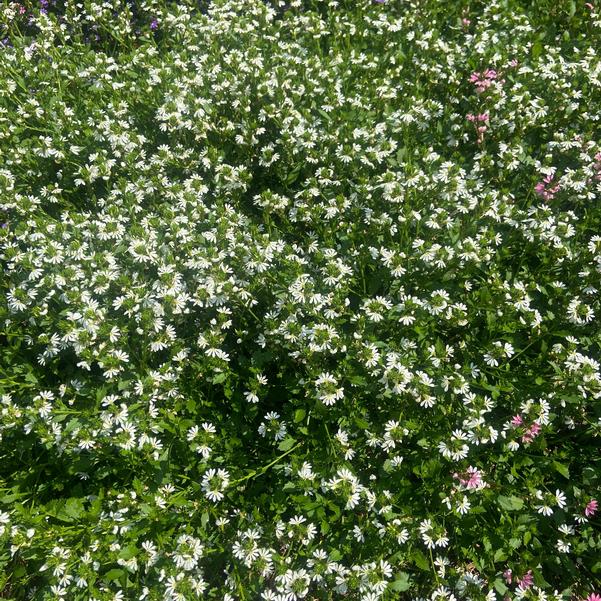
<box><xmin>150</xmin><ymin>18</ymin><xmax>159</xmax><ymax>30</ymax></box>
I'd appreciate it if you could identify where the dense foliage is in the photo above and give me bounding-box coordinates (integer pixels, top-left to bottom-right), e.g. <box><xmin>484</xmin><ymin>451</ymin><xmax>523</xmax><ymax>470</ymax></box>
<box><xmin>0</xmin><ymin>0</ymin><xmax>600</xmax><ymax>599</ymax></box>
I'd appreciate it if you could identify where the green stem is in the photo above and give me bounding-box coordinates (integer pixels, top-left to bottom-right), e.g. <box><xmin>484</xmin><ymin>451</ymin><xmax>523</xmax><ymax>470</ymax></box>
<box><xmin>230</xmin><ymin>442</ymin><xmax>302</xmax><ymax>487</ymax></box>
<box><xmin>429</xmin><ymin>546</ymin><xmax>440</xmax><ymax>583</ymax></box>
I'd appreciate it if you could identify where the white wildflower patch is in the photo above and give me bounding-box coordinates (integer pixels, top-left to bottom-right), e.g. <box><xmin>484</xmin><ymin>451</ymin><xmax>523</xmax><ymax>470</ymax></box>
<box><xmin>0</xmin><ymin>0</ymin><xmax>599</xmax><ymax>599</ymax></box>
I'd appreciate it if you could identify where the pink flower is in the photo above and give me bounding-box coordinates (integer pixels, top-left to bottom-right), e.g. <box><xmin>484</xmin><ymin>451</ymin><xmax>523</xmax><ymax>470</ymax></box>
<box><xmin>469</xmin><ymin>69</ymin><xmax>499</xmax><ymax>93</ymax></box>
<box><xmin>521</xmin><ymin>422</ymin><xmax>541</xmax><ymax>444</ymax></box>
<box><xmin>467</xmin><ymin>113</ymin><xmax>489</xmax><ymax>122</ymax></box>
<box><xmin>511</xmin><ymin>414</ymin><xmax>523</xmax><ymax>427</ymax></box>
<box><xmin>462</xmin><ymin>18</ymin><xmax>471</xmax><ymax>26</ymax></box>
<box><xmin>467</xmin><ymin>113</ymin><xmax>490</xmax><ymax>143</ymax></box>
<box><xmin>465</xmin><ymin>468</ymin><xmax>483</xmax><ymax>489</ymax></box>
<box><xmin>535</xmin><ymin>173</ymin><xmax>561</xmax><ymax>200</ymax></box>
<box><xmin>585</xmin><ymin>594</ymin><xmax>601</xmax><ymax>601</ymax></box>
<box><xmin>517</xmin><ymin>570</ymin><xmax>533</xmax><ymax>590</ymax></box>
<box><xmin>456</xmin><ymin>466</ymin><xmax>485</xmax><ymax>489</ymax></box>
<box><xmin>585</xmin><ymin>499</ymin><xmax>598</xmax><ymax>517</ymax></box>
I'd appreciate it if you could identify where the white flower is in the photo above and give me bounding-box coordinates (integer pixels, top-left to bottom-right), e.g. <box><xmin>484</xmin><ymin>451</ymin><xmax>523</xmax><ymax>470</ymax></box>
<box><xmin>558</xmin><ymin>523</ymin><xmax>574</xmax><ymax>536</ymax></box>
<box><xmin>173</xmin><ymin>534</ymin><xmax>204</xmax><ymax>571</ymax></box>
<box><xmin>456</xmin><ymin>495</ymin><xmax>471</xmax><ymax>515</ymax></box>
<box><xmin>315</xmin><ymin>372</ymin><xmax>344</xmax><ymax>406</ymax></box>
<box><xmin>201</xmin><ymin>469</ymin><xmax>230</xmax><ymax>503</ymax></box>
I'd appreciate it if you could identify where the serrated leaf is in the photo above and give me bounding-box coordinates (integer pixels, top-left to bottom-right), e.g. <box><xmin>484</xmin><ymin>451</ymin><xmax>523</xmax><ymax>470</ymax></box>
<box><xmin>412</xmin><ymin>549</ymin><xmax>430</xmax><ymax>571</ymax></box>
<box><xmin>354</xmin><ymin>416</ymin><xmax>370</xmax><ymax>429</ymax></box>
<box><xmin>64</xmin><ymin>498</ymin><xmax>84</xmax><ymax>519</ymax></box>
<box><xmin>390</xmin><ymin>572</ymin><xmax>411</xmax><ymax>591</ymax></box>
<box><xmin>494</xmin><ymin>548</ymin><xmax>507</xmax><ymax>562</ymax></box>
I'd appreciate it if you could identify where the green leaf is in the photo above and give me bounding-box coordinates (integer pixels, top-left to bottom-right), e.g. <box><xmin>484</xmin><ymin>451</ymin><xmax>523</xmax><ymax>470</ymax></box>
<box><xmin>118</xmin><ymin>545</ymin><xmax>138</xmax><ymax>560</ymax></box>
<box><xmin>0</xmin><ymin>491</ymin><xmax>27</xmax><ymax>504</ymax></box>
<box><xmin>103</xmin><ymin>568</ymin><xmax>125</xmax><ymax>583</ymax></box>
<box><xmin>329</xmin><ymin>549</ymin><xmax>342</xmax><ymax>561</ymax></box>
<box><xmin>64</xmin><ymin>498</ymin><xmax>85</xmax><ymax>519</ymax></box>
<box><xmin>353</xmin><ymin>415</ymin><xmax>370</xmax><ymax>429</ymax></box>
<box><xmin>117</xmin><ymin>379</ymin><xmax>130</xmax><ymax>391</ymax></box>
<box><xmin>25</xmin><ymin>372</ymin><xmax>38</xmax><ymax>384</ymax></box>
<box><xmin>533</xmin><ymin>569</ymin><xmax>550</xmax><ymax>588</ymax></box>
<box><xmin>494</xmin><ymin>579</ymin><xmax>508</xmax><ymax>595</ymax></box>
<box><xmin>294</xmin><ymin>408</ymin><xmax>306</xmax><ymax>423</ymax></box>
<box><xmin>317</xmin><ymin>109</ymin><xmax>331</xmax><ymax>121</ymax></box>
<box><xmin>494</xmin><ymin>548</ymin><xmax>507</xmax><ymax>562</ymax></box>
<box><xmin>552</xmin><ymin>461</ymin><xmax>570</xmax><ymax>479</ymax></box>
<box><xmin>497</xmin><ymin>495</ymin><xmax>524</xmax><ymax>511</ymax></box>
<box><xmin>411</xmin><ymin>549</ymin><xmax>430</xmax><ymax>571</ymax></box>
<box><xmin>278</xmin><ymin>437</ymin><xmax>296</xmax><ymax>451</ymax></box>
<box><xmin>390</xmin><ymin>572</ymin><xmax>411</xmax><ymax>592</ymax></box>
<box><xmin>285</xmin><ymin>164</ymin><xmax>302</xmax><ymax>185</ymax></box>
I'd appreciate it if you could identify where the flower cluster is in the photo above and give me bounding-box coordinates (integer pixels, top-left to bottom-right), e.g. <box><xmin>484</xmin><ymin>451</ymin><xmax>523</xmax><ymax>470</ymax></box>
<box><xmin>0</xmin><ymin>0</ymin><xmax>600</xmax><ymax>600</ymax></box>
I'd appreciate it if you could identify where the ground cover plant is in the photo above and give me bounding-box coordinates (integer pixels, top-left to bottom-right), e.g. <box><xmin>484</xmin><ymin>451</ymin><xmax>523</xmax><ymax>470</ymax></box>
<box><xmin>0</xmin><ymin>0</ymin><xmax>600</xmax><ymax>599</ymax></box>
